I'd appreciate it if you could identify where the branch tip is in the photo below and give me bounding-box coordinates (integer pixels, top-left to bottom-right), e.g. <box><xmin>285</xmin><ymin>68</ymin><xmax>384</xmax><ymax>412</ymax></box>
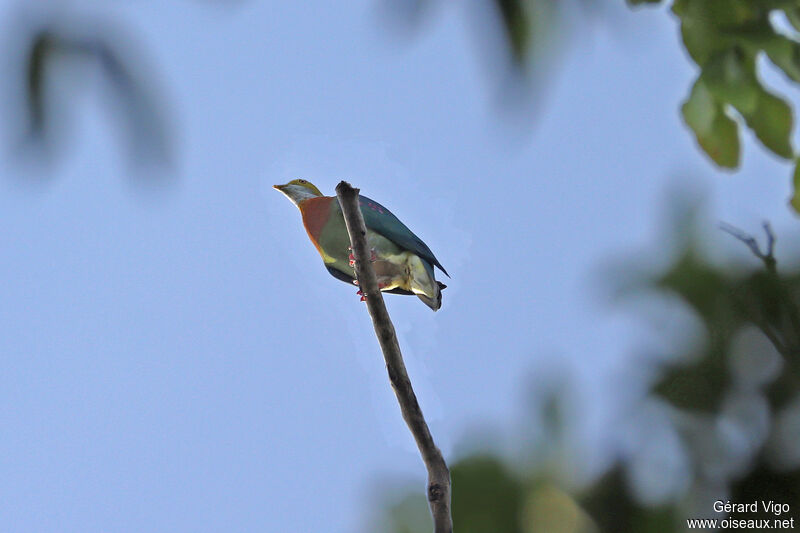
<box><xmin>720</xmin><ymin>221</ymin><xmax>777</xmax><ymax>272</ymax></box>
<box><xmin>335</xmin><ymin>180</ymin><xmax>358</xmax><ymax>197</ymax></box>
<box><xmin>762</xmin><ymin>221</ymin><xmax>775</xmax><ymax>257</ymax></box>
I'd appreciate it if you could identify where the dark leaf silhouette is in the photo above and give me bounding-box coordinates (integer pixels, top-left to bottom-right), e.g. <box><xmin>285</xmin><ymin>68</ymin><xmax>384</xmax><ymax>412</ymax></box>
<box><xmin>12</xmin><ymin>14</ymin><xmax>172</xmax><ymax>173</ymax></box>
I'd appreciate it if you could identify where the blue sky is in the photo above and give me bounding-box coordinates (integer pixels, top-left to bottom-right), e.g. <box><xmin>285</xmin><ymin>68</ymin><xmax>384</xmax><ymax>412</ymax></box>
<box><xmin>1</xmin><ymin>1</ymin><xmax>799</xmax><ymax>531</ymax></box>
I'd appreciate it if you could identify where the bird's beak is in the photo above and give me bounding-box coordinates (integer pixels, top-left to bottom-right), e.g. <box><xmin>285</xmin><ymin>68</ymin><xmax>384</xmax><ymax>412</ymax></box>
<box><xmin>273</xmin><ymin>184</ymin><xmax>286</xmax><ymax>191</ymax></box>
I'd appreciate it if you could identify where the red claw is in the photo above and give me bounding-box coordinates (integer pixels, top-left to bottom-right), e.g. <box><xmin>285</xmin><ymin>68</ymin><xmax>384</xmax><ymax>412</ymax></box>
<box><xmin>347</xmin><ymin>248</ymin><xmax>376</xmax><ymax>266</ymax></box>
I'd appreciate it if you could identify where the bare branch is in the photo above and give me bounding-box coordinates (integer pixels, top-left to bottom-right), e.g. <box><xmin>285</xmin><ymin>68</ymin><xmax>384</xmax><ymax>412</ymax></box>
<box><xmin>335</xmin><ymin>181</ymin><xmax>453</xmax><ymax>533</ymax></box>
<box><xmin>720</xmin><ymin>221</ymin><xmax>776</xmax><ymax>273</ymax></box>
<box><xmin>762</xmin><ymin>221</ymin><xmax>775</xmax><ymax>259</ymax></box>
<box><xmin>720</xmin><ymin>221</ymin><xmax>800</xmax><ymax>359</ymax></box>
<box><xmin>720</xmin><ymin>222</ymin><xmax>761</xmax><ymax>256</ymax></box>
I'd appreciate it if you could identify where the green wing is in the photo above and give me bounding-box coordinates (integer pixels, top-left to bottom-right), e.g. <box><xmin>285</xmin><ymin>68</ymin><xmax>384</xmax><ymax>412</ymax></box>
<box><xmin>358</xmin><ymin>195</ymin><xmax>449</xmax><ymax>277</ymax></box>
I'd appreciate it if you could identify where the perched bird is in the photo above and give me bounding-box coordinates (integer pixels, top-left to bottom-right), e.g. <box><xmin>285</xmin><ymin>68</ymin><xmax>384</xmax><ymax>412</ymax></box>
<box><xmin>274</xmin><ymin>179</ymin><xmax>449</xmax><ymax>311</ymax></box>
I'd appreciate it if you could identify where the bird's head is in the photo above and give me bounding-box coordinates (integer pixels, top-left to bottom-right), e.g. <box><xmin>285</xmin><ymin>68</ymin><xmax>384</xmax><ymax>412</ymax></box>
<box><xmin>273</xmin><ymin>179</ymin><xmax>324</xmax><ymax>206</ymax></box>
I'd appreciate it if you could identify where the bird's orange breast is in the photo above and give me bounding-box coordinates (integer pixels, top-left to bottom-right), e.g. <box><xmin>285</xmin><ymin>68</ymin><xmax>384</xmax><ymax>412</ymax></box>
<box><xmin>298</xmin><ymin>196</ymin><xmax>335</xmax><ymax>256</ymax></box>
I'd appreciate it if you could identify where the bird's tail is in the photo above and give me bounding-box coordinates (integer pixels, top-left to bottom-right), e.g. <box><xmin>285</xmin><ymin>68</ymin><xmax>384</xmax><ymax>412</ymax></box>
<box><xmin>416</xmin><ymin>281</ymin><xmax>446</xmax><ymax>311</ymax></box>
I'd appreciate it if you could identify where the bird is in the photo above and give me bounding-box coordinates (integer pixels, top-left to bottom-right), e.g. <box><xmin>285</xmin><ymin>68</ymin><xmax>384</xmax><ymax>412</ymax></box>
<box><xmin>274</xmin><ymin>179</ymin><xmax>449</xmax><ymax>311</ymax></box>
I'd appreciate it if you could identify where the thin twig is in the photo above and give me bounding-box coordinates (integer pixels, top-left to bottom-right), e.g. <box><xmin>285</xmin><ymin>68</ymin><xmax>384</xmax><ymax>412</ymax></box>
<box><xmin>763</xmin><ymin>221</ymin><xmax>775</xmax><ymax>259</ymax></box>
<box><xmin>721</xmin><ymin>221</ymin><xmax>800</xmax><ymax>357</ymax></box>
<box><xmin>336</xmin><ymin>181</ymin><xmax>453</xmax><ymax>533</ymax></box>
<box><xmin>719</xmin><ymin>221</ymin><xmax>776</xmax><ymax>273</ymax></box>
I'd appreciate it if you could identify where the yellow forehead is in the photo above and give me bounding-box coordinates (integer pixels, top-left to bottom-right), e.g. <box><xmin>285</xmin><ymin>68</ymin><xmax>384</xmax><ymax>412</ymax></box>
<box><xmin>287</xmin><ymin>179</ymin><xmax>322</xmax><ymax>196</ymax></box>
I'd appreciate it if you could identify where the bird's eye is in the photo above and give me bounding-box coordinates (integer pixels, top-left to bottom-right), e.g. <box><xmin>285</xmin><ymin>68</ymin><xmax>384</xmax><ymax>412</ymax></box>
<box><xmin>299</xmin><ymin>179</ymin><xmax>307</xmax><ymax>184</ymax></box>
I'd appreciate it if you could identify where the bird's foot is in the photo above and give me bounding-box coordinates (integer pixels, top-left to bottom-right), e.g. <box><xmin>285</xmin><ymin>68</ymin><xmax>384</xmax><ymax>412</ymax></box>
<box><xmin>348</xmin><ymin>248</ymin><xmax>378</xmax><ymax>267</ymax></box>
<box><xmin>356</xmin><ymin>282</ymin><xmax>387</xmax><ymax>302</ymax></box>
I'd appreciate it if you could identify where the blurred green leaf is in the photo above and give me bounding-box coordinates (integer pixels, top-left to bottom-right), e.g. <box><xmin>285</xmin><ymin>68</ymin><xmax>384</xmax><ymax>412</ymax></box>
<box><xmin>654</xmin><ymin>347</ymin><xmax>730</xmax><ymax>411</ymax></box>
<box><xmin>682</xmin><ymin>79</ymin><xmax>716</xmax><ymax>134</ymax></box>
<box><xmin>672</xmin><ymin>0</ymin><xmax>763</xmax><ymax>28</ymax></box>
<box><xmin>700</xmin><ymin>110</ymin><xmax>740</xmax><ymax>169</ymax></box>
<box><xmin>494</xmin><ymin>0</ymin><xmax>530</xmax><ymax>65</ymax></box>
<box><xmin>656</xmin><ymin>249</ymin><xmax>734</xmax><ymax>326</ymax></box>
<box><xmin>26</xmin><ymin>31</ymin><xmax>56</xmax><ymax>136</ymax></box>
<box><xmin>701</xmin><ymin>48</ymin><xmax>758</xmax><ymax>114</ymax></box>
<box><xmin>681</xmin><ymin>79</ymin><xmax>740</xmax><ymax>168</ymax></box>
<box><xmin>651</xmin><ymin>248</ymin><xmax>741</xmax><ymax>410</ymax></box>
<box><xmin>17</xmin><ymin>23</ymin><xmax>171</xmax><ymax>169</ymax></box>
<box><xmin>522</xmin><ymin>483</ymin><xmax>598</xmax><ymax>533</ymax></box>
<box><xmin>452</xmin><ymin>455</ymin><xmax>524</xmax><ymax>533</ymax></box>
<box><xmin>730</xmin><ymin>462</ymin><xmax>800</xmax><ymax>516</ymax></box>
<box><xmin>765</xmin><ymin>365</ymin><xmax>800</xmax><ymax>409</ymax></box>
<box><xmin>791</xmin><ymin>159</ymin><xmax>800</xmax><ymax>213</ymax></box>
<box><xmin>785</xmin><ymin>6</ymin><xmax>800</xmax><ymax>32</ymax></box>
<box><xmin>738</xmin><ymin>271</ymin><xmax>790</xmax><ymax>332</ymax></box>
<box><xmin>633</xmin><ymin>0</ymin><xmax>800</xmax><ymax>200</ymax></box>
<box><xmin>725</xmin><ymin>19</ymin><xmax>777</xmax><ymax>52</ymax></box>
<box><xmin>385</xmin><ymin>491</ymin><xmax>432</xmax><ymax>533</ymax></box>
<box><xmin>673</xmin><ymin>1</ymin><xmax>765</xmax><ymax>66</ymax></box>
<box><xmin>764</xmin><ymin>35</ymin><xmax>800</xmax><ymax>83</ymax></box>
<box><xmin>581</xmin><ymin>468</ymin><xmax>679</xmax><ymax>533</ymax></box>
<box><xmin>382</xmin><ymin>454</ymin><xmax>528</xmax><ymax>533</ymax></box>
<box><xmin>741</xmin><ymin>89</ymin><xmax>794</xmax><ymax>159</ymax></box>
<box><xmin>678</xmin><ymin>18</ymin><xmax>732</xmax><ymax>67</ymax></box>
